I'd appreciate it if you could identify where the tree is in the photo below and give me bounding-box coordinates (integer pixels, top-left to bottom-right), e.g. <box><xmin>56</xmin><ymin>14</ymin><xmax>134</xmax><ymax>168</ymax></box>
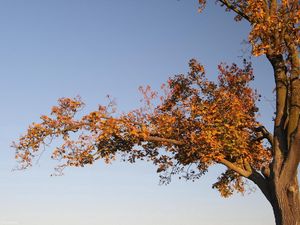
<box><xmin>13</xmin><ymin>1</ymin><xmax>299</xmax><ymax>225</ymax></box>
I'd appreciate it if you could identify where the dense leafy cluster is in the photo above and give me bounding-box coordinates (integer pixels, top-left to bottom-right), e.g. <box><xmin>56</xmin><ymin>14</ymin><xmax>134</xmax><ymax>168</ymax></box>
<box><xmin>199</xmin><ymin>1</ymin><xmax>299</xmax><ymax>56</ymax></box>
<box><xmin>14</xmin><ymin>60</ymin><xmax>270</xmax><ymax>197</ymax></box>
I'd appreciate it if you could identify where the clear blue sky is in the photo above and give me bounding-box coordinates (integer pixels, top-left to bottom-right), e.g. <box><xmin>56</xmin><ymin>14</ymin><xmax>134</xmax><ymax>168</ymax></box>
<box><xmin>0</xmin><ymin>1</ymin><xmax>275</xmax><ymax>225</ymax></box>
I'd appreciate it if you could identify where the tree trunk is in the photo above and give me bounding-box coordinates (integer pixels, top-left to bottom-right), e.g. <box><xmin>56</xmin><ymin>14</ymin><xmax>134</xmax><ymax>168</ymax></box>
<box><xmin>268</xmin><ymin>175</ymin><xmax>300</xmax><ymax>225</ymax></box>
<box><xmin>265</xmin><ymin>50</ymin><xmax>300</xmax><ymax>225</ymax></box>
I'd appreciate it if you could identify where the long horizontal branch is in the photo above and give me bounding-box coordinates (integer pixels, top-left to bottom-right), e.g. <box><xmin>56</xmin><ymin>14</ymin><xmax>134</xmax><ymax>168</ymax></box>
<box><xmin>140</xmin><ymin>135</ymin><xmax>255</xmax><ymax>178</ymax></box>
<box><xmin>56</xmin><ymin>115</ymin><xmax>261</xmax><ymax>179</ymax></box>
<box><xmin>143</xmin><ymin>134</ymin><xmax>271</xmax><ymax>200</ymax></box>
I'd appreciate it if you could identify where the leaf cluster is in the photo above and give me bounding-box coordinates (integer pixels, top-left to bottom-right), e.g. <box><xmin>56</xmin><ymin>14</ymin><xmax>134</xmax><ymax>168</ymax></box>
<box><xmin>13</xmin><ymin>60</ymin><xmax>271</xmax><ymax>196</ymax></box>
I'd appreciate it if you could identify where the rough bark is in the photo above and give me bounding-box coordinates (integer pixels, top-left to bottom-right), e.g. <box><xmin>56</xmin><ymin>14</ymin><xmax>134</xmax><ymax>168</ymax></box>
<box><xmin>249</xmin><ymin>169</ymin><xmax>299</xmax><ymax>225</ymax></box>
<box><xmin>263</xmin><ymin>51</ymin><xmax>300</xmax><ymax>225</ymax></box>
<box><xmin>270</xmin><ymin>175</ymin><xmax>300</xmax><ymax>225</ymax></box>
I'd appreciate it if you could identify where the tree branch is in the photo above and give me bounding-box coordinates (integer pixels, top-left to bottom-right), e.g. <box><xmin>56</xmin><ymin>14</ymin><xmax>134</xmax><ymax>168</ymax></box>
<box><xmin>282</xmin><ymin>118</ymin><xmax>300</xmax><ymax>180</ymax></box>
<box><xmin>216</xmin><ymin>157</ymin><xmax>271</xmax><ymax>203</ymax></box>
<box><xmin>144</xmin><ymin>136</ymin><xmax>184</xmax><ymax>146</ymax></box>
<box><xmin>248</xmin><ymin>170</ymin><xmax>271</xmax><ymax>203</ymax></box>
<box><xmin>143</xmin><ymin>136</ymin><xmax>269</xmax><ymax>181</ymax></box>
<box><xmin>267</xmin><ymin>53</ymin><xmax>288</xmax><ymax>174</ymax></box>
<box><xmin>218</xmin><ymin>158</ymin><xmax>252</xmax><ymax>177</ymax></box>
<box><xmin>217</xmin><ymin>0</ymin><xmax>250</xmax><ymax>21</ymax></box>
<box><xmin>221</xmin><ymin>157</ymin><xmax>271</xmax><ymax>202</ymax></box>
<box><xmin>255</xmin><ymin>126</ymin><xmax>274</xmax><ymax>146</ymax></box>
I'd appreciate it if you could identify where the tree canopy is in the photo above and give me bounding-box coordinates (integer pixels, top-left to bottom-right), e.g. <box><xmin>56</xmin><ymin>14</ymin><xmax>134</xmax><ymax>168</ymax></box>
<box><xmin>13</xmin><ymin>1</ymin><xmax>299</xmax><ymax>225</ymax></box>
<box><xmin>14</xmin><ymin>60</ymin><xmax>269</xmax><ymax>197</ymax></box>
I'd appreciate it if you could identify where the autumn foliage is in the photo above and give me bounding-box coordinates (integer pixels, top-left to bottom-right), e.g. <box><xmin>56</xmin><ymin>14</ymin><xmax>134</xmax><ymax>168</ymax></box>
<box><xmin>199</xmin><ymin>0</ymin><xmax>299</xmax><ymax>56</ymax></box>
<box><xmin>14</xmin><ymin>60</ymin><xmax>270</xmax><ymax>197</ymax></box>
<box><xmin>13</xmin><ymin>1</ymin><xmax>299</xmax><ymax>225</ymax></box>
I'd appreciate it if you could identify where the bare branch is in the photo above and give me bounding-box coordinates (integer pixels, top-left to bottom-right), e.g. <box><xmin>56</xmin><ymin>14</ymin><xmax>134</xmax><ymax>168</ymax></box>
<box><xmin>223</xmin><ymin>158</ymin><xmax>271</xmax><ymax>203</ymax></box>
<box><xmin>217</xmin><ymin>0</ymin><xmax>250</xmax><ymax>21</ymax></box>
<box><xmin>248</xmin><ymin>170</ymin><xmax>271</xmax><ymax>203</ymax></box>
<box><xmin>218</xmin><ymin>158</ymin><xmax>252</xmax><ymax>177</ymax></box>
<box><xmin>255</xmin><ymin>126</ymin><xmax>274</xmax><ymax>146</ymax></box>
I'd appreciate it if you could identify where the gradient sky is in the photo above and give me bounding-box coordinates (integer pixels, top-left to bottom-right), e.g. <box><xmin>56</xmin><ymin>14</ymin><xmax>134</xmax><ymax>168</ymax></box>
<box><xmin>0</xmin><ymin>1</ymin><xmax>275</xmax><ymax>225</ymax></box>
